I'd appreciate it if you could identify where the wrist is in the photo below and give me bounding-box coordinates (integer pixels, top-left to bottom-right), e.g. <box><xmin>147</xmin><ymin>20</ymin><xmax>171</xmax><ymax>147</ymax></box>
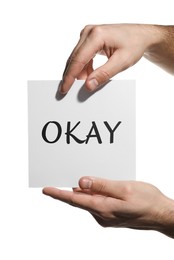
<box><xmin>143</xmin><ymin>24</ymin><xmax>165</xmax><ymax>52</ymax></box>
<box><xmin>143</xmin><ymin>24</ymin><xmax>174</xmax><ymax>74</ymax></box>
<box><xmin>154</xmin><ymin>196</ymin><xmax>174</xmax><ymax>238</ymax></box>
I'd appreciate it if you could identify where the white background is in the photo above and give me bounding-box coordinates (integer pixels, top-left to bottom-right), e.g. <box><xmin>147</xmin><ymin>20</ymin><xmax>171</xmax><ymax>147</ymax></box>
<box><xmin>0</xmin><ymin>0</ymin><xmax>174</xmax><ymax>259</ymax></box>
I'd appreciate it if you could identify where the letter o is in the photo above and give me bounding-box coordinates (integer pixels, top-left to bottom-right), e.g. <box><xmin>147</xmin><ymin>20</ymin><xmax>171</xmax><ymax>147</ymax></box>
<box><xmin>42</xmin><ymin>121</ymin><xmax>62</xmax><ymax>143</ymax></box>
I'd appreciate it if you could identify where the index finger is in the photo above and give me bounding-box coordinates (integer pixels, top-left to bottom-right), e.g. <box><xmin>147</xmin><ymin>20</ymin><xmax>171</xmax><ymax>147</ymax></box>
<box><xmin>60</xmin><ymin>34</ymin><xmax>102</xmax><ymax>94</ymax></box>
<box><xmin>42</xmin><ymin>187</ymin><xmax>121</xmax><ymax>214</ymax></box>
<box><xmin>43</xmin><ymin>187</ymin><xmax>95</xmax><ymax>210</ymax></box>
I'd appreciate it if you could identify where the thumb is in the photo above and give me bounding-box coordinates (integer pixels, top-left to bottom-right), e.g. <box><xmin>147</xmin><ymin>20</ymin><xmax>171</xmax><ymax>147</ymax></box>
<box><xmin>85</xmin><ymin>49</ymin><xmax>135</xmax><ymax>91</ymax></box>
<box><xmin>79</xmin><ymin>176</ymin><xmax>125</xmax><ymax>199</ymax></box>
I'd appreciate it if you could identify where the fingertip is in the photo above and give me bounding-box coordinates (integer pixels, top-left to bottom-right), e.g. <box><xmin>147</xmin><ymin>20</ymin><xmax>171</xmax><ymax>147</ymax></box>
<box><xmin>79</xmin><ymin>177</ymin><xmax>94</xmax><ymax>189</ymax></box>
<box><xmin>59</xmin><ymin>81</ymin><xmax>68</xmax><ymax>95</ymax></box>
<box><xmin>79</xmin><ymin>177</ymin><xmax>112</xmax><ymax>195</ymax></box>
<box><xmin>86</xmin><ymin>78</ymin><xmax>99</xmax><ymax>91</ymax></box>
<box><xmin>42</xmin><ymin>187</ymin><xmax>48</xmax><ymax>195</ymax></box>
<box><xmin>42</xmin><ymin>187</ymin><xmax>57</xmax><ymax>196</ymax></box>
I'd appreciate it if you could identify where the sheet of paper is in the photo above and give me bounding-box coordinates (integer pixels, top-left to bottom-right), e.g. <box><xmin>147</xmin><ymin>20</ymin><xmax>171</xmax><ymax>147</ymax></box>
<box><xmin>28</xmin><ymin>80</ymin><xmax>136</xmax><ymax>187</ymax></box>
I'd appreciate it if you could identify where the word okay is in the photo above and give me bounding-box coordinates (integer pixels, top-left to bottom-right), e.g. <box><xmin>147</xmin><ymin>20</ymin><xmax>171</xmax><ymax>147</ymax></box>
<box><xmin>42</xmin><ymin>121</ymin><xmax>121</xmax><ymax>144</ymax></box>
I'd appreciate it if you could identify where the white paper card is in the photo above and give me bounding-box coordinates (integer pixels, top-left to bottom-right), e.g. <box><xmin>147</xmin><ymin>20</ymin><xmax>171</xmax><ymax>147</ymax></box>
<box><xmin>28</xmin><ymin>80</ymin><xmax>136</xmax><ymax>187</ymax></box>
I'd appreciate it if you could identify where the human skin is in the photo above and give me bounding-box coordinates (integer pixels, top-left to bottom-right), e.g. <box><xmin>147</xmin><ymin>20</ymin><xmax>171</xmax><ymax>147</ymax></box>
<box><xmin>43</xmin><ymin>24</ymin><xmax>174</xmax><ymax>238</ymax></box>
<box><xmin>59</xmin><ymin>24</ymin><xmax>174</xmax><ymax>94</ymax></box>
<box><xmin>43</xmin><ymin>177</ymin><xmax>174</xmax><ymax>238</ymax></box>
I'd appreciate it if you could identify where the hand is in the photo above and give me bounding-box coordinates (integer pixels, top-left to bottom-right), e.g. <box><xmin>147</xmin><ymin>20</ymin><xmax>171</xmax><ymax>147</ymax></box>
<box><xmin>43</xmin><ymin>177</ymin><xmax>174</xmax><ymax>238</ymax></box>
<box><xmin>60</xmin><ymin>24</ymin><xmax>165</xmax><ymax>94</ymax></box>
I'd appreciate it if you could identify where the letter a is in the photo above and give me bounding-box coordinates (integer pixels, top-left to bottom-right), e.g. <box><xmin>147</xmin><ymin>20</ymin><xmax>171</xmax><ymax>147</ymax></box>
<box><xmin>86</xmin><ymin>122</ymin><xmax>102</xmax><ymax>144</ymax></box>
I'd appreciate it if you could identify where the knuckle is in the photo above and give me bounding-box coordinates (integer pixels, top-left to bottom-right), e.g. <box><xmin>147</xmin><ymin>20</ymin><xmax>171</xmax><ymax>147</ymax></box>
<box><xmin>69</xmin><ymin>55</ymin><xmax>86</xmax><ymax>68</ymax></box>
<box><xmin>96</xmin><ymin>69</ymin><xmax>110</xmax><ymax>83</ymax></box>
<box><xmin>95</xmin><ymin>181</ymin><xmax>107</xmax><ymax>194</ymax></box>
<box><xmin>69</xmin><ymin>194</ymin><xmax>77</xmax><ymax>207</ymax></box>
<box><xmin>80</xmin><ymin>24</ymin><xmax>94</xmax><ymax>37</ymax></box>
<box><xmin>100</xmin><ymin>69</ymin><xmax>110</xmax><ymax>80</ymax></box>
<box><xmin>122</xmin><ymin>182</ymin><xmax>133</xmax><ymax>197</ymax></box>
<box><xmin>91</xmin><ymin>25</ymin><xmax>103</xmax><ymax>36</ymax></box>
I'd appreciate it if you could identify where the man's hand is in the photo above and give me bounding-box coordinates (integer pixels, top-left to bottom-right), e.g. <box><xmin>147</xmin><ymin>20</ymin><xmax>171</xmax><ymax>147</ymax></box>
<box><xmin>60</xmin><ymin>24</ymin><xmax>174</xmax><ymax>94</ymax></box>
<box><xmin>43</xmin><ymin>177</ymin><xmax>174</xmax><ymax>238</ymax></box>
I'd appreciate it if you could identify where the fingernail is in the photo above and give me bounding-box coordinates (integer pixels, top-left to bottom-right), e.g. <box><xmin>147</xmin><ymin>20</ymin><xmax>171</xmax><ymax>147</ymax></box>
<box><xmin>81</xmin><ymin>178</ymin><xmax>93</xmax><ymax>189</ymax></box>
<box><xmin>88</xmin><ymin>79</ymin><xmax>98</xmax><ymax>91</ymax></box>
